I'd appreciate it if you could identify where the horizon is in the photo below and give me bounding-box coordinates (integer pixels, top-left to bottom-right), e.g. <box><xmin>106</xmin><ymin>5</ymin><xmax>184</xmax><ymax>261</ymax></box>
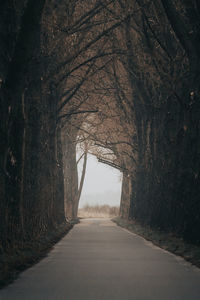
<box><xmin>78</xmin><ymin>154</ymin><xmax>122</xmax><ymax>208</ymax></box>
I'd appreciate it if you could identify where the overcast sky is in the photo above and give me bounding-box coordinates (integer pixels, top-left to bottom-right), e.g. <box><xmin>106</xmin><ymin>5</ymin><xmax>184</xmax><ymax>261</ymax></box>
<box><xmin>78</xmin><ymin>154</ymin><xmax>122</xmax><ymax>208</ymax></box>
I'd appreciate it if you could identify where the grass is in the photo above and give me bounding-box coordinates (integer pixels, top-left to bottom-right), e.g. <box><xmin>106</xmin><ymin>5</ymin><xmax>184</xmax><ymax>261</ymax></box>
<box><xmin>112</xmin><ymin>217</ymin><xmax>200</xmax><ymax>268</ymax></box>
<box><xmin>78</xmin><ymin>204</ymin><xmax>119</xmax><ymax>218</ymax></box>
<box><xmin>0</xmin><ymin>222</ymin><xmax>73</xmax><ymax>289</ymax></box>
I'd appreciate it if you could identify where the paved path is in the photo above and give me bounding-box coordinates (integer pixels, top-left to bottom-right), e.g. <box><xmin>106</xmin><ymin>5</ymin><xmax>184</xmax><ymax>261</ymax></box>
<box><xmin>0</xmin><ymin>218</ymin><xmax>200</xmax><ymax>300</ymax></box>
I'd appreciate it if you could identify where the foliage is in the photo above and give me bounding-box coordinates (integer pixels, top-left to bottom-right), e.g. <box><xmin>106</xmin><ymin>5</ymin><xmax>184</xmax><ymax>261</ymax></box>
<box><xmin>0</xmin><ymin>0</ymin><xmax>200</xmax><ymax>259</ymax></box>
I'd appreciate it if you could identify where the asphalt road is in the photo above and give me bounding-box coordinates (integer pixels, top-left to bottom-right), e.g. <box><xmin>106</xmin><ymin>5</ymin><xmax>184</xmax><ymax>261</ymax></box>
<box><xmin>0</xmin><ymin>218</ymin><xmax>200</xmax><ymax>300</ymax></box>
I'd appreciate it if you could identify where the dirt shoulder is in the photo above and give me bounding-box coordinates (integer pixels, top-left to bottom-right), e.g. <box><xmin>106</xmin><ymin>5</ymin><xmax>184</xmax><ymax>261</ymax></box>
<box><xmin>112</xmin><ymin>217</ymin><xmax>200</xmax><ymax>268</ymax></box>
<box><xmin>0</xmin><ymin>222</ymin><xmax>73</xmax><ymax>289</ymax></box>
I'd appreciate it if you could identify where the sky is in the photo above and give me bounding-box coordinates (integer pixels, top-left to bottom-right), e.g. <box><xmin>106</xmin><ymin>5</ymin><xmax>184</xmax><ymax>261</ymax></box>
<box><xmin>77</xmin><ymin>154</ymin><xmax>122</xmax><ymax>208</ymax></box>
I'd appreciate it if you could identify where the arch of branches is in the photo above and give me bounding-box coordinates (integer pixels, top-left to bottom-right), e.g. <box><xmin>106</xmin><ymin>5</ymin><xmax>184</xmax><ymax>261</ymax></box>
<box><xmin>0</xmin><ymin>0</ymin><xmax>200</xmax><ymax>255</ymax></box>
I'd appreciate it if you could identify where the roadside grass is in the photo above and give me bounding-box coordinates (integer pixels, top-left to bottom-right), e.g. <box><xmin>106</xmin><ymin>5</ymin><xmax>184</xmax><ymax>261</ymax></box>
<box><xmin>0</xmin><ymin>222</ymin><xmax>72</xmax><ymax>289</ymax></box>
<box><xmin>112</xmin><ymin>217</ymin><xmax>200</xmax><ymax>268</ymax></box>
<box><xmin>78</xmin><ymin>204</ymin><xmax>119</xmax><ymax>218</ymax></box>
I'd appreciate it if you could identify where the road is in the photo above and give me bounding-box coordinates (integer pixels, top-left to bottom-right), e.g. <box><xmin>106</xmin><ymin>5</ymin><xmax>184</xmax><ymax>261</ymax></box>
<box><xmin>0</xmin><ymin>218</ymin><xmax>200</xmax><ymax>300</ymax></box>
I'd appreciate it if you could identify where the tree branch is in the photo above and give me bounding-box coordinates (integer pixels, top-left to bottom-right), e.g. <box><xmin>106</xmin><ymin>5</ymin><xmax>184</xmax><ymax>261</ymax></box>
<box><xmin>58</xmin><ymin>109</ymin><xmax>98</xmax><ymax>123</ymax></box>
<box><xmin>97</xmin><ymin>157</ymin><xmax>123</xmax><ymax>171</ymax></box>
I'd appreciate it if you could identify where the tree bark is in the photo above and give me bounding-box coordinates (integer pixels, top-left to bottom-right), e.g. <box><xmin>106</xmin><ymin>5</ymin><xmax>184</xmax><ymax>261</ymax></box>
<box><xmin>74</xmin><ymin>149</ymin><xmax>88</xmax><ymax>218</ymax></box>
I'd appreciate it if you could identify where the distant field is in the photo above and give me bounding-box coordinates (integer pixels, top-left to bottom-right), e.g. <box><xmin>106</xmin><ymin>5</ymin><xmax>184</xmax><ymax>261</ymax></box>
<box><xmin>78</xmin><ymin>204</ymin><xmax>119</xmax><ymax>218</ymax></box>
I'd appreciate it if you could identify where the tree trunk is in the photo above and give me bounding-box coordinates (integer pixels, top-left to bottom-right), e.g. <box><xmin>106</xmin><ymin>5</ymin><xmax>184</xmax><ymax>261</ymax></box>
<box><xmin>62</xmin><ymin>126</ymin><xmax>79</xmax><ymax>221</ymax></box>
<box><xmin>1</xmin><ymin>0</ymin><xmax>46</xmax><ymax>246</ymax></box>
<box><xmin>74</xmin><ymin>149</ymin><xmax>88</xmax><ymax>218</ymax></box>
<box><xmin>120</xmin><ymin>172</ymin><xmax>131</xmax><ymax>219</ymax></box>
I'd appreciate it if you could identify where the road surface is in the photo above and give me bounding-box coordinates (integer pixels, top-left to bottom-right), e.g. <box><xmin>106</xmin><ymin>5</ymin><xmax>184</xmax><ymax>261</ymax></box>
<box><xmin>0</xmin><ymin>218</ymin><xmax>200</xmax><ymax>300</ymax></box>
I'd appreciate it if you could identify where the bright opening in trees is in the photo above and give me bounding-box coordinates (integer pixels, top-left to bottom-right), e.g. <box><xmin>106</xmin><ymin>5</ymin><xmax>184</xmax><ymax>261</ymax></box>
<box><xmin>78</xmin><ymin>153</ymin><xmax>122</xmax><ymax>208</ymax></box>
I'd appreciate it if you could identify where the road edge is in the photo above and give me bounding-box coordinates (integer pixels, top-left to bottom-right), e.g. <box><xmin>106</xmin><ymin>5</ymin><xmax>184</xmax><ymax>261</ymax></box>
<box><xmin>0</xmin><ymin>222</ymin><xmax>73</xmax><ymax>289</ymax></box>
<box><xmin>112</xmin><ymin>217</ymin><xmax>200</xmax><ymax>269</ymax></box>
